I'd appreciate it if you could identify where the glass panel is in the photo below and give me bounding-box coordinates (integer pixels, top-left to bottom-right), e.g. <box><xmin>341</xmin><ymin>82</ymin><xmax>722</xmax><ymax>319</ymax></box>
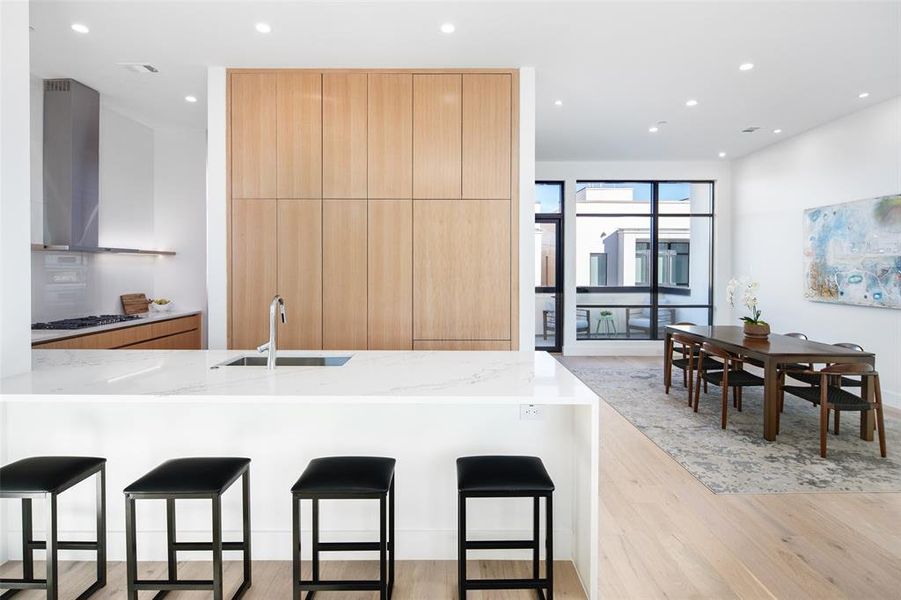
<box><xmin>576</xmin><ymin>182</ymin><xmax>652</xmax><ymax>215</ymax></box>
<box><xmin>655</xmin><ymin>307</ymin><xmax>711</xmax><ymax>339</ymax></box>
<box><xmin>658</xmin><ymin>216</ymin><xmax>712</xmax><ymax>305</ymax></box>
<box><xmin>659</xmin><ymin>182</ymin><xmax>713</xmax><ymax>214</ymax></box>
<box><xmin>535</xmin><ymin>292</ymin><xmax>558</xmax><ymax>349</ymax></box>
<box><xmin>576</xmin><ymin>303</ymin><xmax>653</xmax><ymax>340</ymax></box>
<box><xmin>535</xmin><ymin>182</ymin><xmax>563</xmax><ymax>214</ymax></box>
<box><xmin>576</xmin><ymin>215</ymin><xmax>653</xmax><ymax>287</ymax></box>
<box><xmin>534</xmin><ymin>222</ymin><xmax>558</xmax><ymax>287</ymax></box>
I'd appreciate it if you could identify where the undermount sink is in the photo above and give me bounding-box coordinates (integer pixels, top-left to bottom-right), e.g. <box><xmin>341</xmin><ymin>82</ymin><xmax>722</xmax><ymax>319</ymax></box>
<box><xmin>213</xmin><ymin>355</ymin><xmax>352</xmax><ymax>368</ymax></box>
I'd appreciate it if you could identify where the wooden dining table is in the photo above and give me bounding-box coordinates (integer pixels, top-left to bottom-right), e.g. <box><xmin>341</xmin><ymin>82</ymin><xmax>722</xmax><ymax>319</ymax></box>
<box><xmin>664</xmin><ymin>325</ymin><xmax>877</xmax><ymax>441</ymax></box>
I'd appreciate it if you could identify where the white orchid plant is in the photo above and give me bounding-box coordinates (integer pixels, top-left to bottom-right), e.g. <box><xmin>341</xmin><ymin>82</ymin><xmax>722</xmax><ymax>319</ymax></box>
<box><xmin>726</xmin><ymin>276</ymin><xmax>765</xmax><ymax>325</ymax></box>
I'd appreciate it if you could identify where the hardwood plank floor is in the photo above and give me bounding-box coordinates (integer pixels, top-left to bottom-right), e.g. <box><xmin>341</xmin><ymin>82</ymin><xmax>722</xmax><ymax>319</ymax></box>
<box><xmin>3</xmin><ymin>355</ymin><xmax>899</xmax><ymax>598</ymax></box>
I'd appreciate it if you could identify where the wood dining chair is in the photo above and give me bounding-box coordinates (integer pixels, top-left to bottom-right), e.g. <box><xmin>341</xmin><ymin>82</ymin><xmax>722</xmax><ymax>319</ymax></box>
<box><xmin>781</xmin><ymin>342</ymin><xmax>866</xmax><ymax>425</ymax></box>
<box><xmin>693</xmin><ymin>342</ymin><xmax>764</xmax><ymax>429</ymax></box>
<box><xmin>780</xmin><ymin>363</ymin><xmax>886</xmax><ymax>458</ymax></box>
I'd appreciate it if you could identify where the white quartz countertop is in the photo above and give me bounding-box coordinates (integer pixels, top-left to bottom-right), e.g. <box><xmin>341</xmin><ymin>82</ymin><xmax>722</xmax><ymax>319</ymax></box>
<box><xmin>31</xmin><ymin>310</ymin><xmax>202</xmax><ymax>344</ymax></box>
<box><xmin>1</xmin><ymin>350</ymin><xmax>598</xmax><ymax>405</ymax></box>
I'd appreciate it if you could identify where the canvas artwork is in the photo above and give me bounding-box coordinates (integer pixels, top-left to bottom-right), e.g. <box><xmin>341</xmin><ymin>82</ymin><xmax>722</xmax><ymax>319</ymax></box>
<box><xmin>803</xmin><ymin>194</ymin><xmax>901</xmax><ymax>309</ymax></box>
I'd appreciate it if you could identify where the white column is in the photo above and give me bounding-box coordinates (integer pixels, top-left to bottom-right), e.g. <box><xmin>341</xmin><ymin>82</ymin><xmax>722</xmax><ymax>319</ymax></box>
<box><xmin>518</xmin><ymin>67</ymin><xmax>536</xmax><ymax>351</ymax></box>
<box><xmin>0</xmin><ymin>0</ymin><xmax>32</xmax><ymax>378</ymax></box>
<box><xmin>206</xmin><ymin>67</ymin><xmax>228</xmax><ymax>348</ymax></box>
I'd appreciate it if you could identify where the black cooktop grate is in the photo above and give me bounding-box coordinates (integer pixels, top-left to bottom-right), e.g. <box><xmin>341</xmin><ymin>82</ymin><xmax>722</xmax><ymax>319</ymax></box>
<box><xmin>32</xmin><ymin>314</ymin><xmax>142</xmax><ymax>330</ymax></box>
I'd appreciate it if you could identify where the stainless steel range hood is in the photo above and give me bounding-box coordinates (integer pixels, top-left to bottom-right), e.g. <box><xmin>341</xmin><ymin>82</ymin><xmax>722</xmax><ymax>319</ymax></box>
<box><xmin>33</xmin><ymin>78</ymin><xmax>174</xmax><ymax>256</ymax></box>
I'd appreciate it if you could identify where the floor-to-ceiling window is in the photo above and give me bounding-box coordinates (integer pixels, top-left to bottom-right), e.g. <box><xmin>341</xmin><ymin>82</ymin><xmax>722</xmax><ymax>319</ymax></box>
<box><xmin>575</xmin><ymin>181</ymin><xmax>714</xmax><ymax>340</ymax></box>
<box><xmin>535</xmin><ymin>181</ymin><xmax>564</xmax><ymax>351</ymax></box>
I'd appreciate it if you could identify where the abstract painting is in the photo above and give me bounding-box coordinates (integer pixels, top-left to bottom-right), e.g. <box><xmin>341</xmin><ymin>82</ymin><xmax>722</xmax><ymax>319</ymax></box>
<box><xmin>803</xmin><ymin>194</ymin><xmax>901</xmax><ymax>309</ymax></box>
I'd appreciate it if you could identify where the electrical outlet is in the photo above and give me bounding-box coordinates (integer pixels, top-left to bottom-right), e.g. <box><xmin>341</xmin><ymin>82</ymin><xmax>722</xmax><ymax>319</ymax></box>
<box><xmin>520</xmin><ymin>404</ymin><xmax>544</xmax><ymax>421</ymax></box>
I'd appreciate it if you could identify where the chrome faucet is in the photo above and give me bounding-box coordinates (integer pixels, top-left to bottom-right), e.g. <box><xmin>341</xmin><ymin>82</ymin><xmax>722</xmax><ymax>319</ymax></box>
<box><xmin>257</xmin><ymin>295</ymin><xmax>287</xmax><ymax>370</ymax></box>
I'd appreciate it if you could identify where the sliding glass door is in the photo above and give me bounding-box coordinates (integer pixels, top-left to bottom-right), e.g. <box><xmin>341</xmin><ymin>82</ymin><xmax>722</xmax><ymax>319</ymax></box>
<box><xmin>535</xmin><ymin>182</ymin><xmax>564</xmax><ymax>351</ymax></box>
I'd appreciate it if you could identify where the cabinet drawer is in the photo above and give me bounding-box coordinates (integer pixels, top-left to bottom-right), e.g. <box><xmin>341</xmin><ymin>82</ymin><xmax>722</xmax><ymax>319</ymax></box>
<box><xmin>150</xmin><ymin>315</ymin><xmax>201</xmax><ymax>339</ymax></box>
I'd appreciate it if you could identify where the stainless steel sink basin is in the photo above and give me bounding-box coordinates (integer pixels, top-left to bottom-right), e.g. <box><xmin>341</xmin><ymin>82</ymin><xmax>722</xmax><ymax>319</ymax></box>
<box><xmin>213</xmin><ymin>355</ymin><xmax>351</xmax><ymax>368</ymax></box>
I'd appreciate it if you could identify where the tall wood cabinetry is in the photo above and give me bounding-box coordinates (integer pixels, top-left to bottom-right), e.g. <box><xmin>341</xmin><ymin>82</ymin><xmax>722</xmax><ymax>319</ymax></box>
<box><xmin>228</xmin><ymin>69</ymin><xmax>518</xmax><ymax>351</ymax></box>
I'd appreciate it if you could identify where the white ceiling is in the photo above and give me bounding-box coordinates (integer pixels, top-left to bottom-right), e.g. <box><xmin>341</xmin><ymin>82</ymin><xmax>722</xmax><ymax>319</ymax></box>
<box><xmin>29</xmin><ymin>1</ymin><xmax>901</xmax><ymax>160</ymax></box>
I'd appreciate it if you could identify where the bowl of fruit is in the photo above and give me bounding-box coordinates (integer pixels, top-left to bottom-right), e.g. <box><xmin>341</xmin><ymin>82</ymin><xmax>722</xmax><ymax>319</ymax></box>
<box><xmin>150</xmin><ymin>298</ymin><xmax>174</xmax><ymax>313</ymax></box>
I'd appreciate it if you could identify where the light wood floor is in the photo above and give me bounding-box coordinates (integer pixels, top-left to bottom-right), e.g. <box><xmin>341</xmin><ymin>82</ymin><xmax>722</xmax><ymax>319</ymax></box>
<box><xmin>3</xmin><ymin>355</ymin><xmax>900</xmax><ymax>599</ymax></box>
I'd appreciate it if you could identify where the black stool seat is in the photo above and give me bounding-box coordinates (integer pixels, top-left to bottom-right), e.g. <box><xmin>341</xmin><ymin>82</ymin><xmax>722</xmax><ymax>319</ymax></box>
<box><xmin>124</xmin><ymin>457</ymin><xmax>250</xmax><ymax>495</ymax></box>
<box><xmin>292</xmin><ymin>456</ymin><xmax>396</xmax><ymax>495</ymax></box>
<box><xmin>0</xmin><ymin>456</ymin><xmax>105</xmax><ymax>493</ymax></box>
<box><xmin>457</xmin><ymin>455</ymin><xmax>555</xmax><ymax>494</ymax></box>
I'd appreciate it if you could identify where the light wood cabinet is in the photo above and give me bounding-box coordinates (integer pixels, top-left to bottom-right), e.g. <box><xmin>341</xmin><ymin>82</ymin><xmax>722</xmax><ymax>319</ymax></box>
<box><xmin>413</xmin><ymin>340</ymin><xmax>511</xmax><ymax>351</ymax></box>
<box><xmin>33</xmin><ymin>315</ymin><xmax>202</xmax><ymax>349</ymax></box>
<box><xmin>413</xmin><ymin>74</ymin><xmax>462</xmax><ymax>199</ymax></box>
<box><xmin>413</xmin><ymin>200</ymin><xmax>511</xmax><ymax>341</ymax></box>
<box><xmin>463</xmin><ymin>74</ymin><xmax>512</xmax><ymax>199</ymax></box>
<box><xmin>231</xmin><ymin>73</ymin><xmax>277</xmax><ymax>198</ymax></box>
<box><xmin>278</xmin><ymin>199</ymin><xmax>323</xmax><ymax>349</ymax></box>
<box><xmin>322</xmin><ymin>199</ymin><xmax>368</xmax><ymax>349</ymax></box>
<box><xmin>277</xmin><ymin>72</ymin><xmax>322</xmax><ymax>198</ymax></box>
<box><xmin>368</xmin><ymin>199</ymin><xmax>412</xmax><ymax>349</ymax></box>
<box><xmin>368</xmin><ymin>74</ymin><xmax>413</xmax><ymax>199</ymax></box>
<box><xmin>323</xmin><ymin>73</ymin><xmax>368</xmax><ymax>199</ymax></box>
<box><xmin>231</xmin><ymin>198</ymin><xmax>278</xmax><ymax>349</ymax></box>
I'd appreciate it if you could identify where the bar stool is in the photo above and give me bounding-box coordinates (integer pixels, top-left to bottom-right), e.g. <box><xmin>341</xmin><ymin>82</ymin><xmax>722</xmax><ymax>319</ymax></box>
<box><xmin>0</xmin><ymin>456</ymin><xmax>106</xmax><ymax>600</ymax></box>
<box><xmin>123</xmin><ymin>457</ymin><xmax>251</xmax><ymax>600</ymax></box>
<box><xmin>291</xmin><ymin>456</ymin><xmax>396</xmax><ymax>599</ymax></box>
<box><xmin>456</xmin><ymin>455</ymin><xmax>555</xmax><ymax>600</ymax></box>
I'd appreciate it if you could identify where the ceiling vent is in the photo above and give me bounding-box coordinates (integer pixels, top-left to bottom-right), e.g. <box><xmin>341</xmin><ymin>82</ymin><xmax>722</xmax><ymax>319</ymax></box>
<box><xmin>741</xmin><ymin>126</ymin><xmax>761</xmax><ymax>133</ymax></box>
<box><xmin>118</xmin><ymin>63</ymin><xmax>159</xmax><ymax>74</ymax></box>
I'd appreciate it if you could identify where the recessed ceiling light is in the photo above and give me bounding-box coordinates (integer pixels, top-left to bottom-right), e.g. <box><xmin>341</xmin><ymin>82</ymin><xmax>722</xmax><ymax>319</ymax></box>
<box><xmin>185</xmin><ymin>95</ymin><xmax>198</xmax><ymax>103</ymax></box>
<box><xmin>554</xmin><ymin>99</ymin><xmax>563</xmax><ymax>106</ymax></box>
<box><xmin>685</xmin><ymin>99</ymin><xmax>698</xmax><ymax>107</ymax></box>
<box><xmin>255</xmin><ymin>22</ymin><xmax>272</xmax><ymax>34</ymax></box>
<box><xmin>71</xmin><ymin>23</ymin><xmax>89</xmax><ymax>34</ymax></box>
<box><xmin>648</xmin><ymin>126</ymin><xmax>659</xmax><ymax>133</ymax></box>
<box><xmin>440</xmin><ymin>23</ymin><xmax>455</xmax><ymax>34</ymax></box>
<box><xmin>739</xmin><ymin>62</ymin><xmax>754</xmax><ymax>71</ymax></box>
<box><xmin>773</xmin><ymin>128</ymin><xmax>782</xmax><ymax>134</ymax></box>
<box><xmin>858</xmin><ymin>91</ymin><xmax>870</xmax><ymax>99</ymax></box>
<box><xmin>718</xmin><ymin>152</ymin><xmax>727</xmax><ymax>158</ymax></box>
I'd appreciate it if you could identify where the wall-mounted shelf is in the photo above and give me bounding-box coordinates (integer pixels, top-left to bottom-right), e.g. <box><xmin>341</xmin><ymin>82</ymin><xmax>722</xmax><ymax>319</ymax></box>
<box><xmin>31</xmin><ymin>244</ymin><xmax>176</xmax><ymax>256</ymax></box>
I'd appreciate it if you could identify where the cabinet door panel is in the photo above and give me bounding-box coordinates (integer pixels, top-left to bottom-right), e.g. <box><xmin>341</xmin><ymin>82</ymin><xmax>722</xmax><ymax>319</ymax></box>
<box><xmin>413</xmin><ymin>74</ymin><xmax>462</xmax><ymax>199</ymax></box>
<box><xmin>323</xmin><ymin>73</ymin><xmax>368</xmax><ymax>198</ymax></box>
<box><xmin>413</xmin><ymin>200</ymin><xmax>510</xmax><ymax>340</ymax></box>
<box><xmin>368</xmin><ymin>199</ymin><xmax>412</xmax><ymax>349</ymax></box>
<box><xmin>462</xmin><ymin>74</ymin><xmax>511</xmax><ymax>199</ymax></box>
<box><xmin>323</xmin><ymin>199</ymin><xmax>368</xmax><ymax>349</ymax></box>
<box><xmin>231</xmin><ymin>198</ymin><xmax>278</xmax><ymax>348</ymax></box>
<box><xmin>231</xmin><ymin>73</ymin><xmax>277</xmax><ymax>198</ymax></box>
<box><xmin>368</xmin><ymin>74</ymin><xmax>412</xmax><ymax>199</ymax></box>
<box><xmin>413</xmin><ymin>340</ymin><xmax>510</xmax><ymax>351</ymax></box>
<box><xmin>277</xmin><ymin>72</ymin><xmax>322</xmax><ymax>198</ymax></box>
<box><xmin>278</xmin><ymin>199</ymin><xmax>323</xmax><ymax>349</ymax></box>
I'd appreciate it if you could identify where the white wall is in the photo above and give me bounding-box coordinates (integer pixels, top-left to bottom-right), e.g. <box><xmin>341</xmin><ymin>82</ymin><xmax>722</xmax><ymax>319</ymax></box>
<box><xmin>732</xmin><ymin>97</ymin><xmax>901</xmax><ymax>406</ymax></box>
<box><xmin>0</xmin><ymin>0</ymin><xmax>31</xmax><ymax>378</ymax></box>
<box><xmin>536</xmin><ymin>160</ymin><xmax>733</xmax><ymax>355</ymax></box>
<box><xmin>153</xmin><ymin>128</ymin><xmax>209</xmax><ymax>346</ymax></box>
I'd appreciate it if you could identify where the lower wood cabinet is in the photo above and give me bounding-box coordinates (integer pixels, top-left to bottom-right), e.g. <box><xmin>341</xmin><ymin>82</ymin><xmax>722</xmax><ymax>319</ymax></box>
<box><xmin>278</xmin><ymin>199</ymin><xmax>323</xmax><ymax>349</ymax></box>
<box><xmin>323</xmin><ymin>199</ymin><xmax>368</xmax><ymax>349</ymax></box>
<box><xmin>231</xmin><ymin>198</ymin><xmax>277</xmax><ymax>349</ymax></box>
<box><xmin>413</xmin><ymin>200</ymin><xmax>511</xmax><ymax>342</ymax></box>
<box><xmin>413</xmin><ymin>340</ymin><xmax>510</xmax><ymax>351</ymax></box>
<box><xmin>32</xmin><ymin>315</ymin><xmax>202</xmax><ymax>350</ymax></box>
<box><xmin>368</xmin><ymin>199</ymin><xmax>413</xmax><ymax>349</ymax></box>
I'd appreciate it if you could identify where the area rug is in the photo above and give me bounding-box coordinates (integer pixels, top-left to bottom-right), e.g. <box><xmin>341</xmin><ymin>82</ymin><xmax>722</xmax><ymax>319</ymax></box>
<box><xmin>565</xmin><ymin>364</ymin><xmax>901</xmax><ymax>494</ymax></box>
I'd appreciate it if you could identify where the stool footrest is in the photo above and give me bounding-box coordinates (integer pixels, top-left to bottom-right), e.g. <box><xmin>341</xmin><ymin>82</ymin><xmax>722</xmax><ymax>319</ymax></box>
<box><xmin>464</xmin><ymin>577</ymin><xmax>549</xmax><ymax>590</ymax></box>
<box><xmin>24</xmin><ymin>540</ymin><xmax>100</xmax><ymax>551</ymax></box>
<box><xmin>316</xmin><ymin>541</ymin><xmax>381</xmax><ymax>552</ymax></box>
<box><xmin>298</xmin><ymin>579</ymin><xmax>382</xmax><ymax>592</ymax></box>
<box><xmin>0</xmin><ymin>578</ymin><xmax>47</xmax><ymax>590</ymax></box>
<box><xmin>172</xmin><ymin>541</ymin><xmax>246</xmax><ymax>552</ymax></box>
<box><xmin>133</xmin><ymin>579</ymin><xmax>213</xmax><ymax>591</ymax></box>
<box><xmin>465</xmin><ymin>539</ymin><xmax>535</xmax><ymax>550</ymax></box>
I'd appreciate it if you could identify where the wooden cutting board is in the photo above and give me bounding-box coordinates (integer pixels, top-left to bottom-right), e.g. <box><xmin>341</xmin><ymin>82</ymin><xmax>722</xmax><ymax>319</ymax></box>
<box><xmin>121</xmin><ymin>293</ymin><xmax>150</xmax><ymax>315</ymax></box>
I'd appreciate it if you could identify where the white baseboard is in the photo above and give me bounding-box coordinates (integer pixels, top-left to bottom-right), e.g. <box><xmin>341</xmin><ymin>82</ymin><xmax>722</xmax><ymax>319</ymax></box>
<box><xmin>563</xmin><ymin>341</ymin><xmax>663</xmax><ymax>356</ymax></box>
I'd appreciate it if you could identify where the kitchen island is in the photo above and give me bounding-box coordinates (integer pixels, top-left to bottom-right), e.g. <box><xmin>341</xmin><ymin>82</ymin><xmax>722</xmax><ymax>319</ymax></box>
<box><xmin>1</xmin><ymin>350</ymin><xmax>599</xmax><ymax>598</ymax></box>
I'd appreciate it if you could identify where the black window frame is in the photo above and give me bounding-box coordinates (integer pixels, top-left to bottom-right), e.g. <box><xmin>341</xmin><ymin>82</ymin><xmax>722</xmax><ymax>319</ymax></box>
<box><xmin>535</xmin><ymin>180</ymin><xmax>565</xmax><ymax>352</ymax></box>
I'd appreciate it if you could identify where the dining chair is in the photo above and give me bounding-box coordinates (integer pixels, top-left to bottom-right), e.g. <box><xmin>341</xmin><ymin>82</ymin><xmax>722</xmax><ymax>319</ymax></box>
<box><xmin>693</xmin><ymin>342</ymin><xmax>764</xmax><ymax>429</ymax></box>
<box><xmin>780</xmin><ymin>363</ymin><xmax>886</xmax><ymax>458</ymax></box>
<box><xmin>668</xmin><ymin>331</ymin><xmax>725</xmax><ymax>406</ymax></box>
<box><xmin>781</xmin><ymin>342</ymin><xmax>866</xmax><ymax>422</ymax></box>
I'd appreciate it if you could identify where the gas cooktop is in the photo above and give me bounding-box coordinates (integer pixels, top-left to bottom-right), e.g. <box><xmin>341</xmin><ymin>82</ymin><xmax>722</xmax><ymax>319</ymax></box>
<box><xmin>31</xmin><ymin>314</ymin><xmax>142</xmax><ymax>330</ymax></box>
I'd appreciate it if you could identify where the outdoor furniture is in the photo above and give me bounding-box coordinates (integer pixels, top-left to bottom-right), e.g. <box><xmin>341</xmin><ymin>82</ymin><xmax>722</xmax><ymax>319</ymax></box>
<box><xmin>780</xmin><ymin>364</ymin><xmax>886</xmax><ymax>458</ymax></box>
<box><xmin>595</xmin><ymin>312</ymin><xmax>617</xmax><ymax>336</ymax></box>
<box><xmin>627</xmin><ymin>307</ymin><xmax>675</xmax><ymax>337</ymax></box>
<box><xmin>543</xmin><ymin>308</ymin><xmax>591</xmax><ymax>339</ymax></box>
<box><xmin>664</xmin><ymin>325</ymin><xmax>877</xmax><ymax>441</ymax></box>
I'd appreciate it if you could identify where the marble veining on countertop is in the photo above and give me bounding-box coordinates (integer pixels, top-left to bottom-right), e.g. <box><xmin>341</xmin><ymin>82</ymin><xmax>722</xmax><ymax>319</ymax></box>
<box><xmin>31</xmin><ymin>310</ymin><xmax>203</xmax><ymax>344</ymax></box>
<box><xmin>1</xmin><ymin>350</ymin><xmax>598</xmax><ymax>406</ymax></box>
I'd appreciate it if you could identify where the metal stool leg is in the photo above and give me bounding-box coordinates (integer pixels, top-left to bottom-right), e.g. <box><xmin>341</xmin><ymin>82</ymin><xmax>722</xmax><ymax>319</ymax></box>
<box><xmin>242</xmin><ymin>470</ymin><xmax>252</xmax><ymax>590</ymax></box>
<box><xmin>45</xmin><ymin>493</ymin><xmax>59</xmax><ymax>600</ymax></box>
<box><xmin>457</xmin><ymin>492</ymin><xmax>466</xmax><ymax>600</ymax></box>
<box><xmin>166</xmin><ymin>498</ymin><xmax>178</xmax><ymax>585</ymax></box>
<box><xmin>212</xmin><ymin>496</ymin><xmax>224</xmax><ymax>600</ymax></box>
<box><xmin>532</xmin><ymin>496</ymin><xmax>540</xmax><ymax>581</ymax></box>
<box><xmin>125</xmin><ymin>496</ymin><xmax>138</xmax><ymax>600</ymax></box>
<box><xmin>292</xmin><ymin>495</ymin><xmax>301</xmax><ymax>600</ymax></box>
<box><xmin>97</xmin><ymin>466</ymin><xmax>107</xmax><ymax>588</ymax></box>
<box><xmin>545</xmin><ymin>494</ymin><xmax>553</xmax><ymax>600</ymax></box>
<box><xmin>311</xmin><ymin>498</ymin><xmax>320</xmax><ymax>586</ymax></box>
<box><xmin>379</xmin><ymin>495</ymin><xmax>388</xmax><ymax>600</ymax></box>
<box><xmin>389</xmin><ymin>478</ymin><xmax>395</xmax><ymax>599</ymax></box>
<box><xmin>22</xmin><ymin>498</ymin><xmax>34</xmax><ymax>582</ymax></box>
